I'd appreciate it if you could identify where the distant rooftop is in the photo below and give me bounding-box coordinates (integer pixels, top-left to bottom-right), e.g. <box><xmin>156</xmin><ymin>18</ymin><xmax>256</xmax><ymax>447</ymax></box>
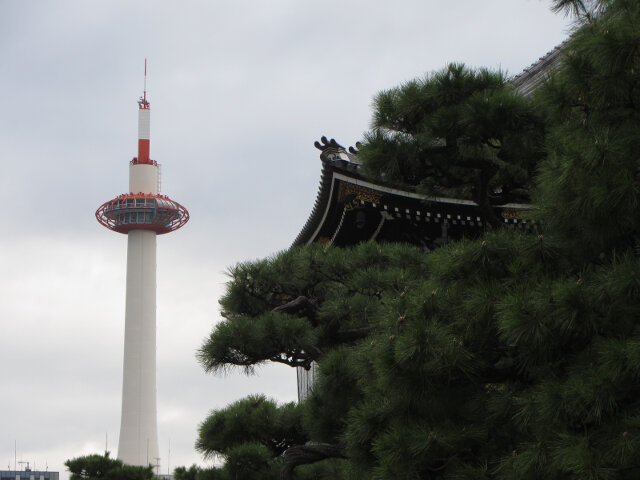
<box><xmin>0</xmin><ymin>470</ymin><xmax>59</xmax><ymax>480</ymax></box>
<box><xmin>512</xmin><ymin>42</ymin><xmax>566</xmax><ymax>97</ymax></box>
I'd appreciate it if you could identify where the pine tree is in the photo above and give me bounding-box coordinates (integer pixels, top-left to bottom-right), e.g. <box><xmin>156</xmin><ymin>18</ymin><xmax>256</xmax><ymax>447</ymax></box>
<box><xmin>536</xmin><ymin>0</ymin><xmax>640</xmax><ymax>260</ymax></box>
<box><xmin>358</xmin><ymin>63</ymin><xmax>543</xmax><ymax>227</ymax></box>
<box><xmin>65</xmin><ymin>452</ymin><xmax>154</xmax><ymax>480</ymax></box>
<box><xmin>194</xmin><ymin>1</ymin><xmax>640</xmax><ymax>478</ymax></box>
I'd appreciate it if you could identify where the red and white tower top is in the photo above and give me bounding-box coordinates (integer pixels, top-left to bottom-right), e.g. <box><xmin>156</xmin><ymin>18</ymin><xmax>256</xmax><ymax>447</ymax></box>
<box><xmin>96</xmin><ymin>62</ymin><xmax>189</xmax><ymax>234</ymax></box>
<box><xmin>137</xmin><ymin>59</ymin><xmax>152</xmax><ymax>165</ymax></box>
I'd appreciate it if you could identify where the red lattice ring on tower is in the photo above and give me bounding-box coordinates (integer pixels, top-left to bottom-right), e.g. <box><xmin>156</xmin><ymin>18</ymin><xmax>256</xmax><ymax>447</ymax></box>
<box><xmin>96</xmin><ymin>193</ymin><xmax>190</xmax><ymax>234</ymax></box>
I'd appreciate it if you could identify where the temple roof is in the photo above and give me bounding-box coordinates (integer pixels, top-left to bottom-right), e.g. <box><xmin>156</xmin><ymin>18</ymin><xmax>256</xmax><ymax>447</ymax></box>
<box><xmin>512</xmin><ymin>42</ymin><xmax>565</xmax><ymax>97</ymax></box>
<box><xmin>294</xmin><ymin>45</ymin><xmax>565</xmax><ymax>249</ymax></box>
<box><xmin>292</xmin><ymin>137</ymin><xmax>535</xmax><ymax>249</ymax></box>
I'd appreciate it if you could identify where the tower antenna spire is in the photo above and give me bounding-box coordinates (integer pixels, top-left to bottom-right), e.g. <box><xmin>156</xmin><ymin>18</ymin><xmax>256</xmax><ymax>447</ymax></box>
<box><xmin>143</xmin><ymin>58</ymin><xmax>147</xmax><ymax>103</ymax></box>
<box><xmin>139</xmin><ymin>59</ymin><xmax>149</xmax><ymax>110</ymax></box>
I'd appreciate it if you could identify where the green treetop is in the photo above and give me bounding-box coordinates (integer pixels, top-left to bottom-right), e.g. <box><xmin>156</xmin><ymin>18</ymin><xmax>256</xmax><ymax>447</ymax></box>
<box><xmin>358</xmin><ymin>63</ymin><xmax>543</xmax><ymax>228</ymax></box>
<box><xmin>65</xmin><ymin>452</ymin><xmax>154</xmax><ymax>480</ymax></box>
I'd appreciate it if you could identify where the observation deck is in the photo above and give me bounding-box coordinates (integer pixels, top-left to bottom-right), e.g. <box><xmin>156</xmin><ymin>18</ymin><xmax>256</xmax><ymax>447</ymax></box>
<box><xmin>96</xmin><ymin>193</ymin><xmax>189</xmax><ymax>234</ymax></box>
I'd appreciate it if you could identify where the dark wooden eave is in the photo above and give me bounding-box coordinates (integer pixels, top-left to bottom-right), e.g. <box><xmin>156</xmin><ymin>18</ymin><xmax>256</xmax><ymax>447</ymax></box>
<box><xmin>292</xmin><ymin>138</ymin><xmax>536</xmax><ymax>250</ymax></box>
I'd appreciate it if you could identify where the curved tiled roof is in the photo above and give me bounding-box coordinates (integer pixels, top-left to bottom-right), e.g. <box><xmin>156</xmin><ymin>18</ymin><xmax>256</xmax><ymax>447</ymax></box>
<box><xmin>512</xmin><ymin>42</ymin><xmax>566</xmax><ymax>97</ymax></box>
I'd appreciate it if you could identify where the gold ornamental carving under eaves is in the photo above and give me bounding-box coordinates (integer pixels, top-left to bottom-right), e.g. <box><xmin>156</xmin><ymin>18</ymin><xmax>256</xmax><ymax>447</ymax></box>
<box><xmin>337</xmin><ymin>182</ymin><xmax>384</xmax><ymax>211</ymax></box>
<box><xmin>501</xmin><ymin>208</ymin><xmax>532</xmax><ymax>220</ymax></box>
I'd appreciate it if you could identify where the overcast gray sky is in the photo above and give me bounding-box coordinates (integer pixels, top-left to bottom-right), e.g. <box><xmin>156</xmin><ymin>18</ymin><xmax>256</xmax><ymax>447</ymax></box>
<box><xmin>0</xmin><ymin>1</ymin><xmax>571</xmax><ymax>478</ymax></box>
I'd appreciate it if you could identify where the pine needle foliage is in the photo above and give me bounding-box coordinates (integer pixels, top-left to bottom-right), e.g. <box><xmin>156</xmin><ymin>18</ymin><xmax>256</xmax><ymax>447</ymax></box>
<box><xmin>196</xmin><ymin>395</ymin><xmax>305</xmax><ymax>459</ymax></box>
<box><xmin>198</xmin><ymin>242</ymin><xmax>429</xmax><ymax>374</ymax></box>
<box><xmin>193</xmin><ymin>1</ymin><xmax>640</xmax><ymax>478</ymax></box>
<box><xmin>65</xmin><ymin>452</ymin><xmax>154</xmax><ymax>480</ymax></box>
<box><xmin>536</xmin><ymin>0</ymin><xmax>640</xmax><ymax>261</ymax></box>
<box><xmin>358</xmin><ymin>63</ymin><xmax>543</xmax><ymax>227</ymax></box>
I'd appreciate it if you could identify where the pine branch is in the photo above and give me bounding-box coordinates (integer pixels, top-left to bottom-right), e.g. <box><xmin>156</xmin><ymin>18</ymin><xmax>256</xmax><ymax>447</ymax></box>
<box><xmin>268</xmin><ymin>355</ymin><xmax>313</xmax><ymax>369</ymax></box>
<box><xmin>272</xmin><ymin>296</ymin><xmax>316</xmax><ymax>314</ymax></box>
<box><xmin>334</xmin><ymin>326</ymin><xmax>375</xmax><ymax>343</ymax></box>
<box><xmin>272</xmin><ymin>296</ymin><xmax>317</xmax><ymax>325</ymax></box>
<box><xmin>280</xmin><ymin>443</ymin><xmax>346</xmax><ymax>480</ymax></box>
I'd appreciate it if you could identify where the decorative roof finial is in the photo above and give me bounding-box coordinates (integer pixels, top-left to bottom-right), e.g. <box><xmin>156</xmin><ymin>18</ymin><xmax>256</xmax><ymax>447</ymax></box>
<box><xmin>314</xmin><ymin>136</ymin><xmax>345</xmax><ymax>151</ymax></box>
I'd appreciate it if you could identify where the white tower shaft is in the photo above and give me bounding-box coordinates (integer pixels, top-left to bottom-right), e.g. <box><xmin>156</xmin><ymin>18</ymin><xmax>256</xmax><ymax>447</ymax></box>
<box><xmin>119</xmin><ymin>228</ymin><xmax>159</xmax><ymax>466</ymax></box>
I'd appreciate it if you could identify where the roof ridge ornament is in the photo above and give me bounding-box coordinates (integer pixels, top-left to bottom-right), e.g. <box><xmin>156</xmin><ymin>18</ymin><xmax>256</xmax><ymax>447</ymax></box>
<box><xmin>314</xmin><ymin>136</ymin><xmax>345</xmax><ymax>151</ymax></box>
<box><xmin>348</xmin><ymin>142</ymin><xmax>361</xmax><ymax>155</ymax></box>
<box><xmin>314</xmin><ymin>136</ymin><xmax>361</xmax><ymax>165</ymax></box>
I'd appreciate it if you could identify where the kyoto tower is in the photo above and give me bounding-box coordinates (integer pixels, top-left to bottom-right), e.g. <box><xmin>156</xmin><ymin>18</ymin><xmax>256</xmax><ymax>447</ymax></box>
<box><xmin>96</xmin><ymin>62</ymin><xmax>189</xmax><ymax>467</ymax></box>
